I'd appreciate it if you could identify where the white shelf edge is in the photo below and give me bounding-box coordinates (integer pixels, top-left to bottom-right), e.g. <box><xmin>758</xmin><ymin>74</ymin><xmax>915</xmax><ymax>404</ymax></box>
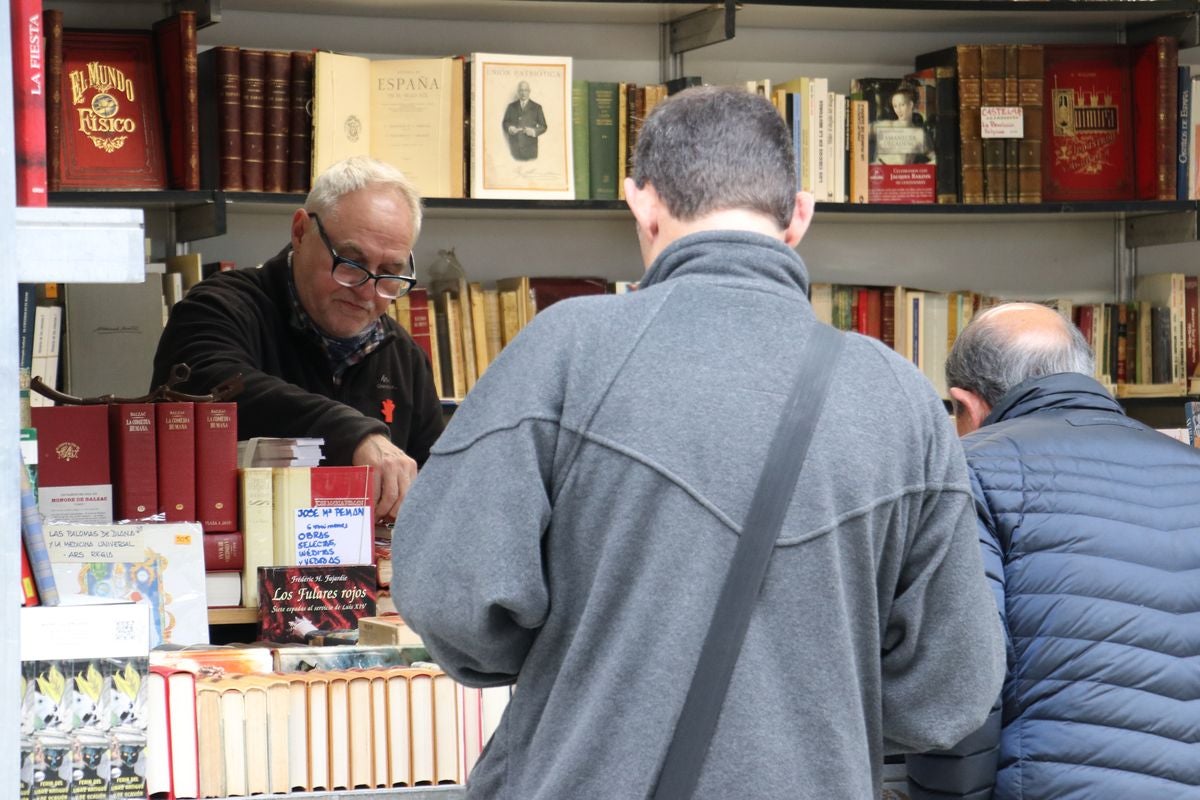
<box><xmin>15</xmin><ymin>206</ymin><xmax>145</xmax><ymax>283</ymax></box>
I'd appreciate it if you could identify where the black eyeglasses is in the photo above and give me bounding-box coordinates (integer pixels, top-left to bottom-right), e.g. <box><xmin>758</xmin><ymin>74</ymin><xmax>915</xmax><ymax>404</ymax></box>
<box><xmin>309</xmin><ymin>213</ymin><xmax>417</xmax><ymax>300</ymax></box>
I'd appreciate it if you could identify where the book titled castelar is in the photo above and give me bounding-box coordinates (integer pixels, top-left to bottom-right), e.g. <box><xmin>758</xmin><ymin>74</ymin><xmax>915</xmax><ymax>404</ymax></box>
<box><xmin>55</xmin><ymin>29</ymin><xmax>167</xmax><ymax>189</ymax></box>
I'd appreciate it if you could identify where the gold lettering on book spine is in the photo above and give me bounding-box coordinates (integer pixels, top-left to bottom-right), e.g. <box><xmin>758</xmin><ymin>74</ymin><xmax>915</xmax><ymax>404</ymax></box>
<box><xmin>68</xmin><ymin>61</ymin><xmax>139</xmax><ymax>153</ymax></box>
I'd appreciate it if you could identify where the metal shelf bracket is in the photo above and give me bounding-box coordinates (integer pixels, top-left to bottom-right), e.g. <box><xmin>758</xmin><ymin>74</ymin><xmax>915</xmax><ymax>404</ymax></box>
<box><xmin>168</xmin><ymin>0</ymin><xmax>221</xmax><ymax>28</ymax></box>
<box><xmin>1124</xmin><ymin>208</ymin><xmax>1199</xmax><ymax>248</ymax></box>
<box><xmin>669</xmin><ymin>1</ymin><xmax>736</xmax><ymax>55</ymax></box>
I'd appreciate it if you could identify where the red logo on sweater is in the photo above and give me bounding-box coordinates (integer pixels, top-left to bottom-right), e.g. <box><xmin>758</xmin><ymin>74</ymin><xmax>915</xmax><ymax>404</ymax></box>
<box><xmin>381</xmin><ymin>398</ymin><xmax>395</xmax><ymax>423</ymax></box>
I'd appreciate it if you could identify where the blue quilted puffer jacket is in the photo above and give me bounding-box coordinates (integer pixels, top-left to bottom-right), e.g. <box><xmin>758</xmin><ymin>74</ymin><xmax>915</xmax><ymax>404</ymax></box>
<box><xmin>908</xmin><ymin>372</ymin><xmax>1200</xmax><ymax>800</ymax></box>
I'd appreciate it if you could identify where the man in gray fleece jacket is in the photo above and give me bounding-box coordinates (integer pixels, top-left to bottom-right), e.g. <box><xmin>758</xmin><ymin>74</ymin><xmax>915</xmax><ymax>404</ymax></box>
<box><xmin>393</xmin><ymin>86</ymin><xmax>1005</xmax><ymax>799</ymax></box>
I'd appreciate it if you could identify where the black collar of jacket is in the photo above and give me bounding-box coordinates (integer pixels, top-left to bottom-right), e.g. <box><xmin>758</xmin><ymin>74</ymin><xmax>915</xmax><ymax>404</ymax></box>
<box><xmin>984</xmin><ymin>372</ymin><xmax>1124</xmax><ymax>427</ymax></box>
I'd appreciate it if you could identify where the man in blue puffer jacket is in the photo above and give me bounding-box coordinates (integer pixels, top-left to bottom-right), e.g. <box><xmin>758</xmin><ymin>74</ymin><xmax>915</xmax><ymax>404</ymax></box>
<box><xmin>908</xmin><ymin>301</ymin><xmax>1200</xmax><ymax>800</ymax></box>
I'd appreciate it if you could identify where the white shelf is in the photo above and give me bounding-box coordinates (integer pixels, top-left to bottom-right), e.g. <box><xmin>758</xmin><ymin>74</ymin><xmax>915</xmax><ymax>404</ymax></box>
<box><xmin>15</xmin><ymin>206</ymin><xmax>145</xmax><ymax>283</ymax></box>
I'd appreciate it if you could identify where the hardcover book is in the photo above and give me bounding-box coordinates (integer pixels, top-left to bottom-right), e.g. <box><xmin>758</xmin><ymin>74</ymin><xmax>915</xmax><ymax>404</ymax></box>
<box><xmin>240</xmin><ymin>48</ymin><xmax>266</xmax><ymax>192</ymax></box>
<box><xmin>257</xmin><ymin>564</ymin><xmax>377</xmax><ymax>644</ymax></box>
<box><xmin>31</xmin><ymin>404</ymin><xmax>113</xmax><ymax>525</ymax></box>
<box><xmin>196</xmin><ymin>45</ymin><xmax>241</xmax><ymax>190</ymax></box>
<box><xmin>108</xmin><ymin>403</ymin><xmax>158</xmax><ymax>522</ymax></box>
<box><xmin>156</xmin><ymin>401</ymin><xmax>196</xmax><ymax>523</ymax></box>
<box><xmin>852</xmin><ymin>76</ymin><xmax>936</xmax><ymax>204</ymax></box>
<box><xmin>263</xmin><ymin>49</ymin><xmax>291</xmax><ymax>193</ymax></box>
<box><xmin>313</xmin><ymin>53</ymin><xmax>466</xmax><ymax>199</ymax></box>
<box><xmin>1131</xmin><ymin>36</ymin><xmax>1178</xmax><ymax>201</ymax></box>
<box><xmin>202</xmin><ymin>530</ymin><xmax>244</xmax><ymax>571</ymax></box>
<box><xmin>55</xmin><ymin>29</ymin><xmax>167</xmax><ymax>190</ymax></box>
<box><xmin>11</xmin><ymin>0</ymin><xmax>48</xmax><ymax>206</ymax></box>
<box><xmin>470</xmin><ymin>52</ymin><xmax>574</xmax><ymax>200</ymax></box>
<box><xmin>1042</xmin><ymin>44</ymin><xmax>1134</xmax><ymax>202</ymax></box>
<box><xmin>270</xmin><ymin>642</ymin><xmax>425</xmax><ymax>673</ymax></box>
<box><xmin>151</xmin><ymin>10</ymin><xmax>199</xmax><ymax>190</ymax></box>
<box><xmin>145</xmin><ymin>665</ymin><xmax>198</xmax><ymax>800</ymax></box>
<box><xmin>194</xmin><ymin>402</ymin><xmax>238</xmax><ymax>532</ymax></box>
<box><xmin>289</xmin><ymin>50</ymin><xmax>315</xmax><ymax>193</ymax></box>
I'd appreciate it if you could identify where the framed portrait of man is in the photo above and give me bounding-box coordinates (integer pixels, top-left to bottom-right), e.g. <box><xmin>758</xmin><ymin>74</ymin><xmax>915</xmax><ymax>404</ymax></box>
<box><xmin>470</xmin><ymin>52</ymin><xmax>574</xmax><ymax>200</ymax></box>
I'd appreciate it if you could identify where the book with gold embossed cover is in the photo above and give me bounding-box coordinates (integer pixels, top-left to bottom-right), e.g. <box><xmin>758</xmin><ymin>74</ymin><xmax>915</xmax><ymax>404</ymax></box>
<box><xmin>56</xmin><ymin>29</ymin><xmax>167</xmax><ymax>189</ymax></box>
<box><xmin>1042</xmin><ymin>44</ymin><xmax>1133</xmax><ymax>202</ymax></box>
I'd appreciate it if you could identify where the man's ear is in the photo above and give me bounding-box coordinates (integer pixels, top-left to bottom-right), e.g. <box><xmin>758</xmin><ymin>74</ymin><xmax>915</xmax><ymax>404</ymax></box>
<box><xmin>948</xmin><ymin>386</ymin><xmax>991</xmax><ymax>436</ymax></box>
<box><xmin>290</xmin><ymin>208</ymin><xmax>310</xmax><ymax>251</ymax></box>
<box><xmin>782</xmin><ymin>191</ymin><xmax>816</xmax><ymax>248</ymax></box>
<box><xmin>624</xmin><ymin>177</ymin><xmax>659</xmax><ymax>237</ymax></box>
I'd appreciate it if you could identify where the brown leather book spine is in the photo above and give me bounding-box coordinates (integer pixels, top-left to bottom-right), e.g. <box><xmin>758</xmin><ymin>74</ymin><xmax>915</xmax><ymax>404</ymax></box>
<box><xmin>215</xmin><ymin>45</ymin><xmax>243</xmax><ymax>191</ymax></box>
<box><xmin>1017</xmin><ymin>44</ymin><xmax>1044</xmax><ymax>204</ymax></box>
<box><xmin>152</xmin><ymin>11</ymin><xmax>200</xmax><ymax>190</ymax></box>
<box><xmin>1004</xmin><ymin>44</ymin><xmax>1020</xmax><ymax>203</ymax></box>
<box><xmin>956</xmin><ymin>46</ymin><xmax>984</xmax><ymax>205</ymax></box>
<box><xmin>980</xmin><ymin>44</ymin><xmax>1007</xmax><ymax>204</ymax></box>
<box><xmin>263</xmin><ymin>51</ymin><xmax>291</xmax><ymax>193</ymax></box>
<box><xmin>288</xmin><ymin>50</ymin><xmax>315</xmax><ymax>194</ymax></box>
<box><xmin>44</xmin><ymin>8</ymin><xmax>63</xmax><ymax>193</ymax></box>
<box><xmin>240</xmin><ymin>48</ymin><xmax>266</xmax><ymax>192</ymax></box>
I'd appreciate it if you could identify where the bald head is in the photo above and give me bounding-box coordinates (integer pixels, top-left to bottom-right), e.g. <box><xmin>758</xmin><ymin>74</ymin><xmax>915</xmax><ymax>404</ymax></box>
<box><xmin>945</xmin><ymin>302</ymin><xmax>1095</xmax><ymax>433</ymax></box>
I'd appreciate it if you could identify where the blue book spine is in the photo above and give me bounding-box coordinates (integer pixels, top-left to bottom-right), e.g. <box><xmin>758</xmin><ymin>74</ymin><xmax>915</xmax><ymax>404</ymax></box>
<box><xmin>1177</xmin><ymin>66</ymin><xmax>1190</xmax><ymax>201</ymax></box>
<box><xmin>19</xmin><ymin>455</ymin><xmax>58</xmax><ymax>605</ymax></box>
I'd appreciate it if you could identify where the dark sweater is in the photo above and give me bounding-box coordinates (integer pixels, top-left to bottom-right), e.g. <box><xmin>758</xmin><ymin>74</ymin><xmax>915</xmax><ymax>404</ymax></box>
<box><xmin>151</xmin><ymin>247</ymin><xmax>443</xmax><ymax>466</ymax></box>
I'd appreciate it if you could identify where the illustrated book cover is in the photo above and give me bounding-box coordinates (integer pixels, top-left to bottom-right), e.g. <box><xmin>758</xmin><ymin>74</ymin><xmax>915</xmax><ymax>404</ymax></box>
<box><xmin>1042</xmin><ymin>44</ymin><xmax>1134</xmax><ymax>202</ymax></box>
<box><xmin>469</xmin><ymin>52</ymin><xmax>574</xmax><ymax>199</ymax></box>
<box><xmin>257</xmin><ymin>564</ymin><xmax>377</xmax><ymax>644</ymax></box>
<box><xmin>55</xmin><ymin>29</ymin><xmax>167</xmax><ymax>190</ymax></box>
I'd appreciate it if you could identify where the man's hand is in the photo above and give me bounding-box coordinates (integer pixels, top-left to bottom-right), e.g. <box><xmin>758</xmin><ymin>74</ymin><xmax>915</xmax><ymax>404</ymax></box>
<box><xmin>352</xmin><ymin>433</ymin><xmax>417</xmax><ymax>523</ymax></box>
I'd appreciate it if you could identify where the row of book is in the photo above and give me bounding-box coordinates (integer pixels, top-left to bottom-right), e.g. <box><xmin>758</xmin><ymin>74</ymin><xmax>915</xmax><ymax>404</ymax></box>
<box><xmin>811</xmin><ymin>272</ymin><xmax>1200</xmax><ymax>400</ymax></box>
<box><xmin>20</xmin><ymin>604</ymin><xmax>511</xmax><ymax>800</ymax></box>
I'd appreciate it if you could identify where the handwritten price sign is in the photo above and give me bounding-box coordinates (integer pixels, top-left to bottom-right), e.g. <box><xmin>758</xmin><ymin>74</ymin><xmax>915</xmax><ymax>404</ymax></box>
<box><xmin>293</xmin><ymin>505</ymin><xmax>371</xmax><ymax>566</ymax></box>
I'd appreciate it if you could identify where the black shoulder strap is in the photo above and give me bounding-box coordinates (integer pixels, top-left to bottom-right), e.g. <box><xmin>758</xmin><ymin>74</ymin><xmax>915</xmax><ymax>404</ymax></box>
<box><xmin>652</xmin><ymin>323</ymin><xmax>845</xmax><ymax>800</ymax></box>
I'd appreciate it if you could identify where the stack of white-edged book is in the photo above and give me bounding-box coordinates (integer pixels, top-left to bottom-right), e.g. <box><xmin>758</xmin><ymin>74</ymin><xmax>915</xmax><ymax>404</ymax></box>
<box><xmin>237</xmin><ymin>437</ymin><xmax>325</xmax><ymax>468</ymax></box>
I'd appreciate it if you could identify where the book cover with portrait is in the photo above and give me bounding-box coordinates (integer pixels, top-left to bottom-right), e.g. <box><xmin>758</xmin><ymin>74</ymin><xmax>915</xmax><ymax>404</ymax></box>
<box><xmin>852</xmin><ymin>76</ymin><xmax>936</xmax><ymax>203</ymax></box>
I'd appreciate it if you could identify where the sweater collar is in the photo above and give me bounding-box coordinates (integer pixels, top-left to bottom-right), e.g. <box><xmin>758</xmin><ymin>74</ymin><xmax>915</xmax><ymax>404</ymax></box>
<box><xmin>983</xmin><ymin>372</ymin><xmax>1124</xmax><ymax>426</ymax></box>
<box><xmin>638</xmin><ymin>230</ymin><xmax>811</xmax><ymax>296</ymax></box>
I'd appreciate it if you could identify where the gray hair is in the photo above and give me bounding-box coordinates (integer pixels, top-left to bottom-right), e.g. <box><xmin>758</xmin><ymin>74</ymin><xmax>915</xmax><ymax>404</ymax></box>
<box><xmin>945</xmin><ymin>302</ymin><xmax>1095</xmax><ymax>407</ymax></box>
<box><xmin>631</xmin><ymin>85</ymin><xmax>796</xmax><ymax>229</ymax></box>
<box><xmin>305</xmin><ymin>155</ymin><xmax>424</xmax><ymax>240</ymax></box>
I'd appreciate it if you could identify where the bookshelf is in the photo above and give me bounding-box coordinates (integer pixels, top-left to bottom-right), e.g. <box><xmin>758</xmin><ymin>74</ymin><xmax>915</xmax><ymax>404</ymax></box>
<box><xmin>13</xmin><ymin>1</ymin><xmax>1200</xmax><ymax>795</ymax></box>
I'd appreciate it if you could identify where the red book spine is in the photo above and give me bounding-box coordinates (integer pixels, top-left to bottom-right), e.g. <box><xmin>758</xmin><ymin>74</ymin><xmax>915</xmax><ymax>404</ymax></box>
<box><xmin>152</xmin><ymin>10</ymin><xmax>200</xmax><ymax>190</ymax></box>
<box><xmin>1132</xmin><ymin>36</ymin><xmax>1179</xmax><ymax>201</ymax></box>
<box><xmin>240</xmin><ymin>48</ymin><xmax>266</xmax><ymax>192</ymax></box>
<box><xmin>10</xmin><ymin>0</ymin><xmax>47</xmax><ymax>206</ymax></box>
<box><xmin>109</xmin><ymin>403</ymin><xmax>158</xmax><ymax>521</ymax></box>
<box><xmin>31</xmin><ymin>404</ymin><xmax>111</xmax><ymax>489</ymax></box>
<box><xmin>408</xmin><ymin>287</ymin><xmax>434</xmax><ymax>364</ymax></box>
<box><xmin>156</xmin><ymin>402</ymin><xmax>196</xmax><ymax>522</ymax></box>
<box><xmin>203</xmin><ymin>530</ymin><xmax>244</xmax><ymax>571</ymax></box>
<box><xmin>194</xmin><ymin>402</ymin><xmax>238</xmax><ymax>532</ymax></box>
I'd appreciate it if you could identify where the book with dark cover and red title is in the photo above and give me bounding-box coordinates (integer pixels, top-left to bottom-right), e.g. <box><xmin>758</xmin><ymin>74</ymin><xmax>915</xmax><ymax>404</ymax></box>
<box><xmin>31</xmin><ymin>404</ymin><xmax>112</xmax><ymax>524</ymax></box>
<box><xmin>203</xmin><ymin>530</ymin><xmax>244</xmax><ymax>571</ymax></box>
<box><xmin>10</xmin><ymin>0</ymin><xmax>48</xmax><ymax>206</ymax></box>
<box><xmin>1043</xmin><ymin>44</ymin><xmax>1134</xmax><ymax>202</ymax></box>
<box><xmin>152</xmin><ymin>10</ymin><xmax>199</xmax><ymax>191</ymax></box>
<box><xmin>197</xmin><ymin>44</ymin><xmax>241</xmax><ymax>190</ymax></box>
<box><xmin>263</xmin><ymin>50</ymin><xmax>291</xmax><ymax>193</ymax></box>
<box><xmin>156</xmin><ymin>402</ymin><xmax>196</xmax><ymax>522</ymax></box>
<box><xmin>289</xmin><ymin>50</ymin><xmax>315</xmax><ymax>193</ymax></box>
<box><xmin>240</xmin><ymin>48</ymin><xmax>266</xmax><ymax>192</ymax></box>
<box><xmin>194</xmin><ymin>402</ymin><xmax>238</xmax><ymax>532</ymax></box>
<box><xmin>1131</xmin><ymin>35</ymin><xmax>1178</xmax><ymax>201</ymax></box>
<box><xmin>257</xmin><ymin>565</ymin><xmax>377</xmax><ymax>644</ymax></box>
<box><xmin>109</xmin><ymin>403</ymin><xmax>157</xmax><ymax>522</ymax></box>
<box><xmin>54</xmin><ymin>29</ymin><xmax>167</xmax><ymax>190</ymax></box>
<box><xmin>405</xmin><ymin>287</ymin><xmax>435</xmax><ymax>366</ymax></box>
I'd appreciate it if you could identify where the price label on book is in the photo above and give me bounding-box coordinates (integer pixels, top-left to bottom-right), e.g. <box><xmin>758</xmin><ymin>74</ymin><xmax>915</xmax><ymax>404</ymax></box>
<box><xmin>980</xmin><ymin>106</ymin><xmax>1024</xmax><ymax>139</ymax></box>
<box><xmin>293</xmin><ymin>505</ymin><xmax>372</xmax><ymax>566</ymax></box>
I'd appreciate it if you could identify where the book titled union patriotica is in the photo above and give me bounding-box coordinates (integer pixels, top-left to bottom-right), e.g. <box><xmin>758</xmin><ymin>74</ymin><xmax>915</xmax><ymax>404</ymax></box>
<box><xmin>257</xmin><ymin>565</ymin><xmax>377</xmax><ymax>644</ymax></box>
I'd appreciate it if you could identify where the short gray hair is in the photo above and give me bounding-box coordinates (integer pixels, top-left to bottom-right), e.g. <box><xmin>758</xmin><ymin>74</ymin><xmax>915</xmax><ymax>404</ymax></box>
<box><xmin>945</xmin><ymin>302</ymin><xmax>1095</xmax><ymax>407</ymax></box>
<box><xmin>631</xmin><ymin>85</ymin><xmax>796</xmax><ymax>229</ymax></box>
<box><xmin>305</xmin><ymin>155</ymin><xmax>423</xmax><ymax>239</ymax></box>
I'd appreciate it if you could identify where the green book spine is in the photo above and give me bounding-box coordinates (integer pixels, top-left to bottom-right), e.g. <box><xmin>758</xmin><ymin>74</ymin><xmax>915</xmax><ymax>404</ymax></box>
<box><xmin>572</xmin><ymin>80</ymin><xmax>590</xmax><ymax>200</ymax></box>
<box><xmin>588</xmin><ymin>81</ymin><xmax>619</xmax><ymax>200</ymax></box>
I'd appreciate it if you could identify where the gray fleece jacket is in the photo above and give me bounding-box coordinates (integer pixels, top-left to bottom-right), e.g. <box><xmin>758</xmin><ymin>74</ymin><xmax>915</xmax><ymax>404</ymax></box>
<box><xmin>393</xmin><ymin>230</ymin><xmax>1005</xmax><ymax>799</ymax></box>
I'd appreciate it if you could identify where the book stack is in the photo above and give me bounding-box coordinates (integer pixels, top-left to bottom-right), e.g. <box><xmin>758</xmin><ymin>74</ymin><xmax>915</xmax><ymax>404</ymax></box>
<box><xmin>198</xmin><ymin>45</ymin><xmax>314</xmax><ymax>193</ymax></box>
<box><xmin>239</xmin><ymin>436</ymin><xmax>325</xmax><ymax>468</ymax></box>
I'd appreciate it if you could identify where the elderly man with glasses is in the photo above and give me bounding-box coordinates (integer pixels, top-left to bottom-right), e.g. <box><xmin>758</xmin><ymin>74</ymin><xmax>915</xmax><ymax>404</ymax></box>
<box><xmin>152</xmin><ymin>155</ymin><xmax>444</xmax><ymax>521</ymax></box>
